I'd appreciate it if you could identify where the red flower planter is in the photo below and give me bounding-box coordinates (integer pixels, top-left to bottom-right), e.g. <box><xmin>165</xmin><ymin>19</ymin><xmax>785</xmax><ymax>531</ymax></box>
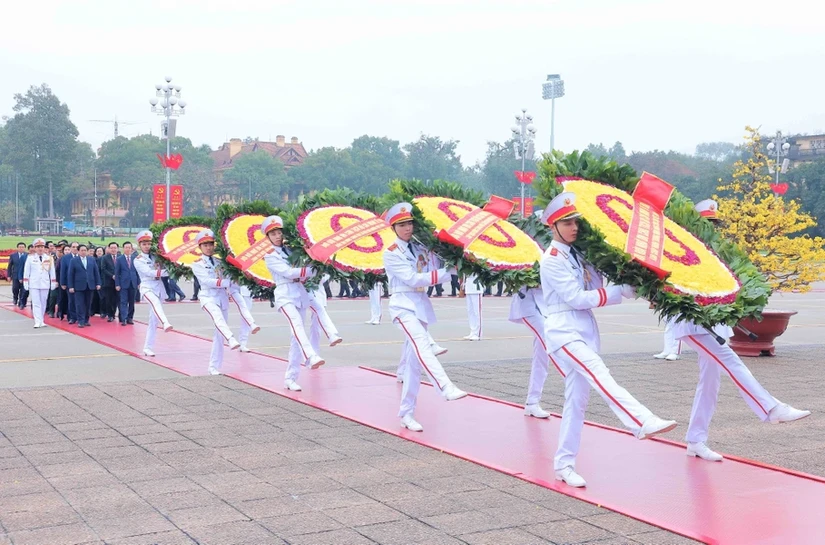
<box><xmin>729</xmin><ymin>309</ymin><xmax>797</xmax><ymax>357</ymax></box>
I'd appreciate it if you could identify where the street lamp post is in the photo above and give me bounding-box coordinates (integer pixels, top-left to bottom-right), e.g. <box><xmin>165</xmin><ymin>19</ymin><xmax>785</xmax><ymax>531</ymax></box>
<box><xmin>766</xmin><ymin>130</ymin><xmax>791</xmax><ymax>185</ymax></box>
<box><xmin>149</xmin><ymin>76</ymin><xmax>187</xmax><ymax>220</ymax></box>
<box><xmin>541</xmin><ymin>74</ymin><xmax>565</xmax><ymax>152</ymax></box>
<box><xmin>511</xmin><ymin>109</ymin><xmax>537</xmax><ymax>217</ymax></box>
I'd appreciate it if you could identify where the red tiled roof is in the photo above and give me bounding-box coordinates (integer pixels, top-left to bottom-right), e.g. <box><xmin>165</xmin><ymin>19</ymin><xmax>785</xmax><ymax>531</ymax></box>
<box><xmin>211</xmin><ymin>140</ymin><xmax>308</xmax><ymax>171</ymax></box>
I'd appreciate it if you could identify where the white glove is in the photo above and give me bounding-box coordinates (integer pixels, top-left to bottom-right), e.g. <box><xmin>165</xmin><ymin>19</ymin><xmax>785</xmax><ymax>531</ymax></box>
<box><xmin>23</xmin><ymin>282</ymin><xmax>29</xmax><ymax>291</ymax></box>
<box><xmin>621</xmin><ymin>284</ymin><xmax>637</xmax><ymax>299</ymax></box>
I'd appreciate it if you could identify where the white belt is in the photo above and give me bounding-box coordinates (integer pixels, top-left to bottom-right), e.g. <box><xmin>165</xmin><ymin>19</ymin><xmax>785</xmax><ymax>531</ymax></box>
<box><xmin>391</xmin><ymin>286</ymin><xmax>426</xmax><ymax>294</ymax></box>
<box><xmin>545</xmin><ymin>302</ymin><xmax>575</xmax><ymax>314</ymax></box>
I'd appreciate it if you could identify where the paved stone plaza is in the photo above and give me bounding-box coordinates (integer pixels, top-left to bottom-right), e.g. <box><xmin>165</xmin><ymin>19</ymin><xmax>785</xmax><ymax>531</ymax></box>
<box><xmin>1</xmin><ymin>281</ymin><xmax>823</xmax><ymax>544</ymax></box>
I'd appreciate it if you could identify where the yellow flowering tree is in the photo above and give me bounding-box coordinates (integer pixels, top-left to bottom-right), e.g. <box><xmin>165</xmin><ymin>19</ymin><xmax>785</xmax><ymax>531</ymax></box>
<box><xmin>716</xmin><ymin>126</ymin><xmax>825</xmax><ymax>292</ymax></box>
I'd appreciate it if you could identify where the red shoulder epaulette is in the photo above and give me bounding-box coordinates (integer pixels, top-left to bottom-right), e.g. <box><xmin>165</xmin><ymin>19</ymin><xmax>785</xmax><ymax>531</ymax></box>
<box><xmin>388</xmin><ymin>243</ymin><xmax>398</xmax><ymax>251</ymax></box>
<box><xmin>550</xmin><ymin>248</ymin><xmax>558</xmax><ymax>256</ymax></box>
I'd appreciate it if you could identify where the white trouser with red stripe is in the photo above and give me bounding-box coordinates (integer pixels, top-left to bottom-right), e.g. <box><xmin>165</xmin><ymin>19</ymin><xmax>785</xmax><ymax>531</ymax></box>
<box><xmin>395</xmin><ymin>330</ymin><xmax>441</xmax><ymax>379</ymax></box>
<box><xmin>30</xmin><ymin>288</ymin><xmax>49</xmax><ymax>327</ymax></box>
<box><xmin>140</xmin><ymin>283</ymin><xmax>169</xmax><ymax>351</ymax></box>
<box><xmin>280</xmin><ymin>303</ymin><xmax>318</xmax><ymax>382</ymax></box>
<box><xmin>394</xmin><ymin>311</ymin><xmax>455</xmax><ymax>418</ymax></box>
<box><xmin>308</xmin><ymin>300</ymin><xmax>339</xmax><ymax>357</ymax></box>
<box><xmin>682</xmin><ymin>333</ymin><xmax>778</xmax><ymax>443</ymax></box>
<box><xmin>237</xmin><ymin>294</ymin><xmax>255</xmax><ymax>347</ymax></box>
<box><xmin>369</xmin><ymin>285</ymin><xmax>382</xmax><ymax>323</ymax></box>
<box><xmin>201</xmin><ymin>297</ymin><xmax>234</xmax><ymax>370</ymax></box>
<box><xmin>466</xmin><ymin>294</ymin><xmax>482</xmax><ymax>338</ymax></box>
<box><xmin>552</xmin><ymin>340</ymin><xmax>654</xmax><ymax>471</ymax></box>
<box><xmin>520</xmin><ymin>315</ymin><xmax>565</xmax><ymax>405</ymax></box>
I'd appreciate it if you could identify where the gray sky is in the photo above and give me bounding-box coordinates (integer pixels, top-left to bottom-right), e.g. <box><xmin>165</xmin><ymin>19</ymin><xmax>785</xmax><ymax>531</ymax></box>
<box><xmin>2</xmin><ymin>0</ymin><xmax>823</xmax><ymax>166</ymax></box>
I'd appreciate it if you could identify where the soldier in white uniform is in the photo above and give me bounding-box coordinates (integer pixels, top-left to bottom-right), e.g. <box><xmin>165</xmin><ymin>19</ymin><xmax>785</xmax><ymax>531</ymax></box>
<box><xmin>366</xmin><ymin>283</ymin><xmax>382</xmax><ymax>325</ymax></box>
<box><xmin>261</xmin><ymin>215</ymin><xmax>325</xmax><ymax>391</ymax></box>
<box><xmin>383</xmin><ymin>202</ymin><xmax>468</xmax><ymax>432</ymax></box>
<box><xmin>540</xmin><ymin>192</ymin><xmax>678</xmax><ymax>488</ymax></box>
<box><xmin>133</xmin><ymin>230</ymin><xmax>174</xmax><ymax>357</ymax></box>
<box><xmin>462</xmin><ymin>274</ymin><xmax>483</xmax><ymax>341</ymax></box>
<box><xmin>191</xmin><ymin>229</ymin><xmax>260</xmax><ymax>375</ymax></box>
<box><xmin>307</xmin><ymin>274</ymin><xmax>343</xmax><ymax>361</ymax></box>
<box><xmin>22</xmin><ymin>238</ymin><xmax>57</xmax><ymax>329</ymax></box>
<box><xmin>670</xmin><ymin>199</ymin><xmax>810</xmax><ymax>462</ymax></box>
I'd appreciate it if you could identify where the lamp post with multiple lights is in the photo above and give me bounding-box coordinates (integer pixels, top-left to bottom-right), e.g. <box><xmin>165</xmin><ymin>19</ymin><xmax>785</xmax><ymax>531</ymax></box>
<box><xmin>541</xmin><ymin>74</ymin><xmax>565</xmax><ymax>152</ymax></box>
<box><xmin>149</xmin><ymin>76</ymin><xmax>187</xmax><ymax>220</ymax></box>
<box><xmin>511</xmin><ymin>109</ymin><xmax>537</xmax><ymax>217</ymax></box>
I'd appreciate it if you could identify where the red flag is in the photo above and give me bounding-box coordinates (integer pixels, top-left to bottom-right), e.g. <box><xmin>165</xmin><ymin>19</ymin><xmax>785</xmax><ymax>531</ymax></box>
<box><xmin>483</xmin><ymin>195</ymin><xmax>516</xmax><ymax>219</ymax></box>
<box><xmin>770</xmin><ymin>183</ymin><xmax>788</xmax><ymax>195</ymax></box>
<box><xmin>514</xmin><ymin>171</ymin><xmax>536</xmax><ymax>184</ymax></box>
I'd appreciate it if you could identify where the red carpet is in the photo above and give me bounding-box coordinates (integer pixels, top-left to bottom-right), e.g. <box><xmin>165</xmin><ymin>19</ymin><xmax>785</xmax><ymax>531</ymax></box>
<box><xmin>4</xmin><ymin>303</ymin><xmax>824</xmax><ymax>544</ymax></box>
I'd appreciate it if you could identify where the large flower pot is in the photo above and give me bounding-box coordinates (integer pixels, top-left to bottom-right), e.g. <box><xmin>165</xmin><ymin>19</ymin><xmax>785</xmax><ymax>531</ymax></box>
<box><xmin>729</xmin><ymin>309</ymin><xmax>797</xmax><ymax>357</ymax></box>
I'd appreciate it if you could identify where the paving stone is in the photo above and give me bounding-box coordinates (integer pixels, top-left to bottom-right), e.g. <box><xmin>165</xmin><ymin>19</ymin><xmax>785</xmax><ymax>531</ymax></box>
<box><xmin>6</xmin><ymin>522</ymin><xmax>99</xmax><ymax>545</ymax></box>
<box><xmin>0</xmin><ymin>492</ymin><xmax>80</xmax><ymax>532</ymax></box>
<box><xmin>358</xmin><ymin>519</ymin><xmax>461</xmax><ymax>545</ymax></box>
<box><xmin>324</xmin><ymin>502</ymin><xmax>407</xmax><ymax>527</ymax></box>
<box><xmin>630</xmin><ymin>530</ymin><xmax>703</xmax><ymax>544</ymax></box>
<box><xmin>525</xmin><ymin>519</ymin><xmax>616</xmax><ymax>544</ymax></box>
<box><xmin>164</xmin><ymin>503</ymin><xmax>249</xmax><ymax>529</ymax></box>
<box><xmin>583</xmin><ymin>513</ymin><xmax>662</xmax><ymax>535</ymax></box>
<box><xmin>298</xmin><ymin>488</ymin><xmax>375</xmax><ymax>510</ymax></box>
<box><xmin>233</xmin><ymin>495</ymin><xmax>315</xmax><ymax>519</ymax></box>
<box><xmin>183</xmin><ymin>520</ymin><xmax>286</xmax><ymax>545</ymax></box>
<box><xmin>259</xmin><ymin>511</ymin><xmax>344</xmax><ymax>537</ymax></box>
<box><xmin>107</xmin><ymin>529</ymin><xmax>198</xmax><ymax>544</ymax></box>
<box><xmin>286</xmin><ymin>528</ymin><xmax>376</xmax><ymax>545</ymax></box>
<box><xmin>462</xmin><ymin>528</ymin><xmax>555</xmax><ymax>545</ymax></box>
<box><xmin>423</xmin><ymin>510</ymin><xmax>511</xmax><ymax>535</ymax></box>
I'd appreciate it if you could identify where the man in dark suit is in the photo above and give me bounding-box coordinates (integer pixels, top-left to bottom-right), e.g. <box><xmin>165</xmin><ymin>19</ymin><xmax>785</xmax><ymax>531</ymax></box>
<box><xmin>67</xmin><ymin>244</ymin><xmax>101</xmax><ymax>328</ymax></box>
<box><xmin>99</xmin><ymin>241</ymin><xmax>120</xmax><ymax>322</ymax></box>
<box><xmin>60</xmin><ymin>242</ymin><xmax>79</xmax><ymax>323</ymax></box>
<box><xmin>8</xmin><ymin>242</ymin><xmax>26</xmax><ymax>306</ymax></box>
<box><xmin>17</xmin><ymin>245</ymin><xmax>33</xmax><ymax>309</ymax></box>
<box><xmin>115</xmin><ymin>241</ymin><xmax>139</xmax><ymax>325</ymax></box>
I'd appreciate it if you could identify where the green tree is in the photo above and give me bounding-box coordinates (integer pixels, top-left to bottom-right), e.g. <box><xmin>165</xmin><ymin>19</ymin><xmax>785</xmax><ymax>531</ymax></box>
<box><xmin>479</xmin><ymin>139</ymin><xmax>534</xmax><ymax>198</ymax></box>
<box><xmin>403</xmin><ymin>134</ymin><xmax>464</xmax><ymax>182</ymax></box>
<box><xmin>221</xmin><ymin>150</ymin><xmax>289</xmax><ymax>204</ymax></box>
<box><xmin>2</xmin><ymin>84</ymin><xmax>80</xmax><ymax>219</ymax></box>
<box><xmin>288</xmin><ymin>147</ymin><xmax>361</xmax><ymax>193</ymax></box>
<box><xmin>786</xmin><ymin>159</ymin><xmax>825</xmax><ymax>238</ymax></box>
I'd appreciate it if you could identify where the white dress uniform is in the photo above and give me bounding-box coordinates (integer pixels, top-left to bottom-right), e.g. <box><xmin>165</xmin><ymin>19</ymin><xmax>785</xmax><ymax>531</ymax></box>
<box><xmin>509</xmin><ymin>286</ymin><xmax>566</xmax><ymax>410</ymax></box>
<box><xmin>667</xmin><ymin>199</ymin><xmax>809</xmax><ymax>460</ymax></box>
<box><xmin>133</xmin><ymin>231</ymin><xmax>173</xmax><ymax>354</ymax></box>
<box><xmin>366</xmin><ymin>283</ymin><xmax>382</xmax><ymax>324</ymax></box>
<box><xmin>238</xmin><ymin>285</ymin><xmax>255</xmax><ymax>351</ymax></box>
<box><xmin>383</xmin><ymin>202</ymin><xmax>467</xmax><ymax>431</ymax></box>
<box><xmin>191</xmin><ymin>229</ymin><xmax>259</xmax><ymax>374</ymax></box>
<box><xmin>308</xmin><ymin>275</ymin><xmax>343</xmax><ymax>358</ymax></box>
<box><xmin>539</xmin><ymin>193</ymin><xmax>675</xmax><ymax>485</ymax></box>
<box><xmin>22</xmin><ymin>239</ymin><xmax>57</xmax><ymax>328</ymax></box>
<box><xmin>463</xmin><ymin>274</ymin><xmax>483</xmax><ymax>340</ymax></box>
<box><xmin>261</xmin><ymin>216</ymin><xmax>324</xmax><ymax>391</ymax></box>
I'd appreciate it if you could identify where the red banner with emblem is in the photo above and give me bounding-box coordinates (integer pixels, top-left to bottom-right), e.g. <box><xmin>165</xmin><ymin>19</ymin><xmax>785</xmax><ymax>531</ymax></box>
<box><xmin>512</xmin><ymin>197</ymin><xmax>534</xmax><ymax>217</ymax></box>
<box><xmin>152</xmin><ymin>185</ymin><xmax>166</xmax><ymax>224</ymax></box>
<box><xmin>170</xmin><ymin>185</ymin><xmax>184</xmax><ymax>219</ymax></box>
<box><xmin>625</xmin><ymin>172</ymin><xmax>674</xmax><ymax>279</ymax></box>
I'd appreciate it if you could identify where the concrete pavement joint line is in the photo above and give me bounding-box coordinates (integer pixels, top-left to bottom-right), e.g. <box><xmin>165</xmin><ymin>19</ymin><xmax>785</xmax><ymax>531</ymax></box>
<box><xmin>0</xmin><ymin>353</ymin><xmax>125</xmax><ymax>364</ymax></box>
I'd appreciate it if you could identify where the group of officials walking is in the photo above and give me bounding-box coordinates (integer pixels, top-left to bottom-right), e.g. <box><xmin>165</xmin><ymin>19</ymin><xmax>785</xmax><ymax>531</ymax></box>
<box><xmin>10</xmin><ymin>195</ymin><xmax>812</xmax><ymax>489</ymax></box>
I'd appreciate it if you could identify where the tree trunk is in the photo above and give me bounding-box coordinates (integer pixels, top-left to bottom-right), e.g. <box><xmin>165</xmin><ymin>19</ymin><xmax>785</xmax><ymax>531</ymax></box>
<box><xmin>48</xmin><ymin>173</ymin><xmax>54</xmax><ymax>218</ymax></box>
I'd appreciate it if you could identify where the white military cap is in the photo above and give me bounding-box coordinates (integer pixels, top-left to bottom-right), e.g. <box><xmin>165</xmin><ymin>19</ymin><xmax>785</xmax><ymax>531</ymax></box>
<box><xmin>136</xmin><ymin>229</ymin><xmax>153</xmax><ymax>243</ymax></box>
<box><xmin>533</xmin><ymin>208</ymin><xmax>544</xmax><ymax>219</ymax></box>
<box><xmin>695</xmin><ymin>199</ymin><xmax>719</xmax><ymax>220</ymax></box>
<box><xmin>385</xmin><ymin>202</ymin><xmax>413</xmax><ymax>226</ymax></box>
<box><xmin>260</xmin><ymin>215</ymin><xmax>284</xmax><ymax>235</ymax></box>
<box><xmin>540</xmin><ymin>192</ymin><xmax>581</xmax><ymax>225</ymax></box>
<box><xmin>196</xmin><ymin>228</ymin><xmax>216</xmax><ymax>245</ymax></box>
<box><xmin>32</xmin><ymin>238</ymin><xmax>46</xmax><ymax>246</ymax></box>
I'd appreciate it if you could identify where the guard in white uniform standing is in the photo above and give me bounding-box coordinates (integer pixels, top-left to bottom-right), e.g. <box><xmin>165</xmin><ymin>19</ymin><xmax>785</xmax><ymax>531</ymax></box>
<box><xmin>383</xmin><ymin>202</ymin><xmax>468</xmax><ymax>432</ymax></box>
<box><xmin>22</xmin><ymin>238</ymin><xmax>57</xmax><ymax>329</ymax></box>
<box><xmin>307</xmin><ymin>274</ymin><xmax>343</xmax><ymax>360</ymax></box>
<box><xmin>509</xmin><ymin>285</ymin><xmax>566</xmax><ymax>418</ymax></box>
<box><xmin>462</xmin><ymin>274</ymin><xmax>483</xmax><ymax>341</ymax></box>
<box><xmin>366</xmin><ymin>283</ymin><xmax>382</xmax><ymax>325</ymax></box>
<box><xmin>261</xmin><ymin>215</ymin><xmax>325</xmax><ymax>391</ymax></box>
<box><xmin>540</xmin><ymin>192</ymin><xmax>678</xmax><ymax>488</ymax></box>
<box><xmin>133</xmin><ymin>230</ymin><xmax>174</xmax><ymax>357</ymax></box>
<box><xmin>653</xmin><ymin>316</ymin><xmax>681</xmax><ymax>360</ymax></box>
<box><xmin>670</xmin><ymin>199</ymin><xmax>810</xmax><ymax>462</ymax></box>
<box><xmin>191</xmin><ymin>229</ymin><xmax>260</xmax><ymax>375</ymax></box>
